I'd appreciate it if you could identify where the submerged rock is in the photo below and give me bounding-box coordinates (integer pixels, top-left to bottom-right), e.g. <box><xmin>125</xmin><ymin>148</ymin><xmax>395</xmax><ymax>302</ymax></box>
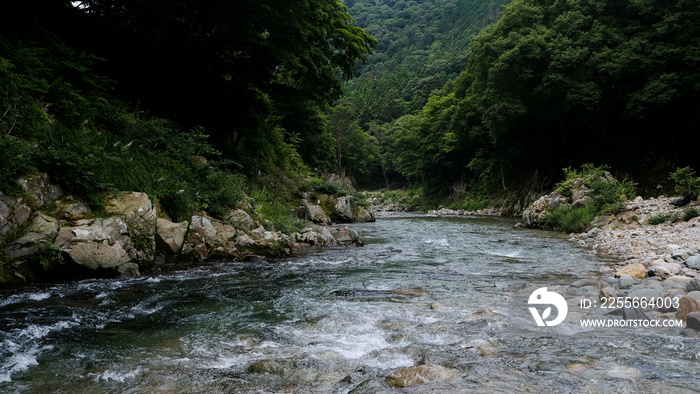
<box><xmin>385</xmin><ymin>365</ymin><xmax>458</xmax><ymax>388</ymax></box>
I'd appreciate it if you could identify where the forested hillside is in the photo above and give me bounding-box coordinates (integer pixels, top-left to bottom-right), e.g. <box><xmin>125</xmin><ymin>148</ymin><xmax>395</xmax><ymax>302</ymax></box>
<box><xmin>0</xmin><ymin>0</ymin><xmax>375</xmax><ymax>220</ymax></box>
<box><xmin>345</xmin><ymin>0</ymin><xmax>700</xmax><ymax>202</ymax></box>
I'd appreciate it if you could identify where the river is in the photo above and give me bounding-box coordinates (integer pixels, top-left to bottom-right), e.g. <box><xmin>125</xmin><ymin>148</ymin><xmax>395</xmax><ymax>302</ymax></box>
<box><xmin>1</xmin><ymin>214</ymin><xmax>698</xmax><ymax>393</ymax></box>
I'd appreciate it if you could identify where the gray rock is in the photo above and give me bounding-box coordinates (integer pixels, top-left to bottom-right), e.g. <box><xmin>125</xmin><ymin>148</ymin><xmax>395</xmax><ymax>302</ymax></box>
<box><xmin>7</xmin><ymin>213</ymin><xmax>60</xmax><ymax>259</ymax></box>
<box><xmin>599</xmin><ymin>286</ymin><xmax>618</xmax><ymax>300</ymax></box>
<box><xmin>247</xmin><ymin>359</ymin><xmax>291</xmax><ymax>377</ymax></box>
<box><xmin>687</xmin><ymin>312</ymin><xmax>700</xmax><ymax>330</ymax></box>
<box><xmin>331</xmin><ymin>227</ymin><xmax>363</xmax><ymax>245</ymax></box>
<box><xmin>687</xmin><ymin>291</ymin><xmax>700</xmax><ymax>301</ymax></box>
<box><xmin>224</xmin><ymin>209</ymin><xmax>256</xmax><ymax>230</ymax></box>
<box><xmin>16</xmin><ymin>173</ymin><xmax>63</xmax><ymax>207</ymax></box>
<box><xmin>353</xmin><ymin>206</ymin><xmax>376</xmax><ymax>223</ymax></box>
<box><xmin>572</xmin><ymin>278</ymin><xmax>597</xmax><ymax>287</ymax></box>
<box><xmin>58</xmin><ymin>201</ymin><xmax>91</xmax><ymax>220</ymax></box>
<box><xmin>297</xmin><ymin>204</ymin><xmax>331</xmax><ymax>225</ymax></box>
<box><xmin>0</xmin><ymin>195</ymin><xmax>32</xmax><ymax>236</ymax></box>
<box><xmin>622</xmin><ymin>307</ymin><xmax>649</xmax><ymax>320</ymax></box>
<box><xmin>619</xmin><ymin>275</ymin><xmax>634</xmax><ymax>289</ymax></box>
<box><xmin>587</xmin><ymin>227</ymin><xmax>603</xmax><ymax>239</ymax></box>
<box><xmin>648</xmin><ymin>262</ymin><xmax>683</xmax><ymax>279</ymax></box>
<box><xmin>334</xmin><ymin>196</ymin><xmax>354</xmax><ymax>222</ymax></box>
<box><xmin>688</xmin><ymin>278</ymin><xmax>700</xmax><ymax>292</ymax></box>
<box><xmin>104</xmin><ymin>192</ymin><xmax>155</xmax><ymax>233</ymax></box>
<box><xmin>680</xmin><ymin>328</ymin><xmax>698</xmax><ymax>338</ymax></box>
<box><xmin>155</xmin><ymin>218</ymin><xmax>188</xmax><ymax>254</ymax></box>
<box><xmin>385</xmin><ymin>365</ymin><xmax>458</xmax><ymax>388</ymax></box>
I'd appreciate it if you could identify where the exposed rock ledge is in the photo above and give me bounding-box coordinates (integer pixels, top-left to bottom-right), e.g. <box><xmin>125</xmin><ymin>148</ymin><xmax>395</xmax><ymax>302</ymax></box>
<box><xmin>1</xmin><ymin>173</ymin><xmax>366</xmax><ymax>284</ymax></box>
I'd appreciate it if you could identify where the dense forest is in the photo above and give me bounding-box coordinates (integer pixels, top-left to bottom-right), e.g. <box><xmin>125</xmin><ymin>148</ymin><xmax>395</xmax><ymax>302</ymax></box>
<box><xmin>2</xmin><ymin>0</ymin><xmax>700</xmax><ymax>214</ymax></box>
<box><xmin>345</xmin><ymin>0</ymin><xmax>700</xmax><ymax>200</ymax></box>
<box><xmin>0</xmin><ymin>0</ymin><xmax>376</xmax><ymax>220</ymax></box>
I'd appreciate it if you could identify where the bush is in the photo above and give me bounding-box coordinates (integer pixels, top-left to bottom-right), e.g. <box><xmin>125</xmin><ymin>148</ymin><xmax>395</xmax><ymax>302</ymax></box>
<box><xmin>299</xmin><ymin>177</ymin><xmax>347</xmax><ymax>197</ymax></box>
<box><xmin>683</xmin><ymin>207</ymin><xmax>700</xmax><ymax>222</ymax></box>
<box><xmin>649</xmin><ymin>212</ymin><xmax>681</xmax><ymax>225</ymax></box>
<box><xmin>0</xmin><ymin>135</ymin><xmax>33</xmax><ymax>194</ymax></box>
<box><xmin>545</xmin><ymin>205</ymin><xmax>595</xmax><ymax>233</ymax></box>
<box><xmin>671</xmin><ymin>167</ymin><xmax>700</xmax><ymax>200</ymax></box>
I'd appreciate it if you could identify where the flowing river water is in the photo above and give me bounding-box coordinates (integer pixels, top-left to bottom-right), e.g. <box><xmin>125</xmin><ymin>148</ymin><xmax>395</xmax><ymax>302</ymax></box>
<box><xmin>1</xmin><ymin>214</ymin><xmax>699</xmax><ymax>393</ymax></box>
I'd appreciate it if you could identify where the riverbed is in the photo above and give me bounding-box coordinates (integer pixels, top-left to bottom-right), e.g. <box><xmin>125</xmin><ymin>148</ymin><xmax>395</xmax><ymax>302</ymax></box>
<box><xmin>1</xmin><ymin>214</ymin><xmax>698</xmax><ymax>392</ymax></box>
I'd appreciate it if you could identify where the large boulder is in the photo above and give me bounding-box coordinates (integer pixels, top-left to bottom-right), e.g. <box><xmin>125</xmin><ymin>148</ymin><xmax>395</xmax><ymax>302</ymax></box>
<box><xmin>295</xmin><ymin>225</ymin><xmax>337</xmax><ymax>246</ymax></box>
<box><xmin>54</xmin><ymin>218</ymin><xmax>139</xmax><ymax>276</ymax></box>
<box><xmin>15</xmin><ymin>172</ymin><xmax>63</xmax><ymax>208</ymax></box>
<box><xmin>522</xmin><ymin>192</ymin><xmax>569</xmax><ymax>228</ymax></box>
<box><xmin>331</xmin><ymin>227</ymin><xmax>363</xmax><ymax>245</ymax></box>
<box><xmin>296</xmin><ymin>202</ymin><xmax>331</xmax><ymax>225</ymax></box>
<box><xmin>353</xmin><ymin>206</ymin><xmax>376</xmax><ymax>223</ymax></box>
<box><xmin>6</xmin><ymin>213</ymin><xmax>60</xmax><ymax>259</ymax></box>
<box><xmin>224</xmin><ymin>209</ymin><xmax>256</xmax><ymax>230</ymax></box>
<box><xmin>155</xmin><ymin>218</ymin><xmax>188</xmax><ymax>255</ymax></box>
<box><xmin>104</xmin><ymin>192</ymin><xmax>156</xmax><ymax>232</ymax></box>
<box><xmin>334</xmin><ymin>196</ymin><xmax>354</xmax><ymax>222</ymax></box>
<box><xmin>0</xmin><ymin>194</ymin><xmax>32</xmax><ymax>236</ymax></box>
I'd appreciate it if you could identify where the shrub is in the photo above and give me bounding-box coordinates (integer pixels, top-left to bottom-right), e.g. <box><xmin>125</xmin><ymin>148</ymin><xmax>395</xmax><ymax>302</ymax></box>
<box><xmin>683</xmin><ymin>207</ymin><xmax>700</xmax><ymax>222</ymax></box>
<box><xmin>671</xmin><ymin>167</ymin><xmax>700</xmax><ymax>200</ymax></box>
<box><xmin>649</xmin><ymin>212</ymin><xmax>681</xmax><ymax>225</ymax></box>
<box><xmin>545</xmin><ymin>205</ymin><xmax>595</xmax><ymax>233</ymax></box>
<box><xmin>299</xmin><ymin>177</ymin><xmax>347</xmax><ymax>197</ymax></box>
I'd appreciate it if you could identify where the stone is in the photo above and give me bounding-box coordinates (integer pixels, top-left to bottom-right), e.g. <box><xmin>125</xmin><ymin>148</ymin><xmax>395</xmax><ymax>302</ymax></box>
<box><xmin>68</xmin><ymin>241</ymin><xmax>130</xmax><ymax>270</ymax></box>
<box><xmin>676</xmin><ymin>296</ymin><xmax>700</xmax><ymax>320</ymax></box>
<box><xmin>687</xmin><ymin>278</ymin><xmax>700</xmax><ymax>292</ymax></box>
<box><xmin>622</xmin><ymin>307</ymin><xmax>649</xmax><ymax>320</ymax></box>
<box><xmin>224</xmin><ymin>209</ymin><xmax>256</xmax><ymax>230</ymax></box>
<box><xmin>687</xmin><ymin>291</ymin><xmax>700</xmax><ymax>301</ymax></box>
<box><xmin>680</xmin><ymin>328</ymin><xmax>698</xmax><ymax>338</ymax></box>
<box><xmin>648</xmin><ymin>263</ymin><xmax>683</xmax><ymax>279</ymax></box>
<box><xmin>599</xmin><ymin>286</ymin><xmax>618</xmax><ymax>300</ymax></box>
<box><xmin>16</xmin><ymin>172</ymin><xmax>63</xmax><ymax>207</ymax></box>
<box><xmin>572</xmin><ymin>278</ymin><xmax>597</xmax><ymax>287</ymax></box>
<box><xmin>686</xmin><ymin>256</ymin><xmax>700</xmax><ymax>270</ymax></box>
<box><xmin>587</xmin><ymin>227</ymin><xmax>603</xmax><ymax>239</ymax></box>
<box><xmin>104</xmin><ymin>192</ymin><xmax>155</xmax><ymax>232</ymax></box>
<box><xmin>477</xmin><ymin>342</ymin><xmax>497</xmax><ymax>356</ymax></box>
<box><xmin>353</xmin><ymin>206</ymin><xmax>376</xmax><ymax>223</ymax></box>
<box><xmin>385</xmin><ymin>365</ymin><xmax>458</xmax><ymax>388</ymax></box>
<box><xmin>155</xmin><ymin>218</ymin><xmax>188</xmax><ymax>254</ymax></box>
<box><xmin>522</xmin><ymin>192</ymin><xmax>570</xmax><ymax>228</ymax></box>
<box><xmin>297</xmin><ymin>204</ymin><xmax>331</xmax><ymax>225</ymax></box>
<box><xmin>334</xmin><ymin>196</ymin><xmax>354</xmax><ymax>222</ymax></box>
<box><xmin>331</xmin><ymin>227</ymin><xmax>363</xmax><ymax>245</ymax></box>
<box><xmin>0</xmin><ymin>195</ymin><xmax>32</xmax><ymax>236</ymax></box>
<box><xmin>7</xmin><ymin>213</ymin><xmax>60</xmax><ymax>259</ymax></box>
<box><xmin>614</xmin><ymin>263</ymin><xmax>646</xmax><ymax>279</ymax></box>
<box><xmin>54</xmin><ymin>198</ymin><xmax>92</xmax><ymax>221</ymax></box>
<box><xmin>247</xmin><ymin>360</ymin><xmax>291</xmax><ymax>377</ymax></box>
<box><xmin>687</xmin><ymin>312</ymin><xmax>700</xmax><ymax>330</ymax></box>
<box><xmin>618</xmin><ymin>275</ymin><xmax>634</xmax><ymax>289</ymax></box>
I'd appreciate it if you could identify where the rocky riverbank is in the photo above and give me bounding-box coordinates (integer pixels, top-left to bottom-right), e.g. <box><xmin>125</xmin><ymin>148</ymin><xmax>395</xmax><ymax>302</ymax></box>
<box><xmin>559</xmin><ymin>196</ymin><xmax>700</xmax><ymax>336</ymax></box>
<box><xmin>0</xmin><ymin>173</ymin><xmax>372</xmax><ymax>286</ymax></box>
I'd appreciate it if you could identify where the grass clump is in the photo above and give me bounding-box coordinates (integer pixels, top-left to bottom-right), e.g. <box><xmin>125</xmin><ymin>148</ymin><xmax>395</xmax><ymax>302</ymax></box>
<box><xmin>683</xmin><ymin>207</ymin><xmax>700</xmax><ymax>221</ymax></box>
<box><xmin>545</xmin><ymin>205</ymin><xmax>595</xmax><ymax>233</ymax></box>
<box><xmin>299</xmin><ymin>177</ymin><xmax>347</xmax><ymax>197</ymax></box>
<box><xmin>648</xmin><ymin>212</ymin><xmax>681</xmax><ymax>225</ymax></box>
